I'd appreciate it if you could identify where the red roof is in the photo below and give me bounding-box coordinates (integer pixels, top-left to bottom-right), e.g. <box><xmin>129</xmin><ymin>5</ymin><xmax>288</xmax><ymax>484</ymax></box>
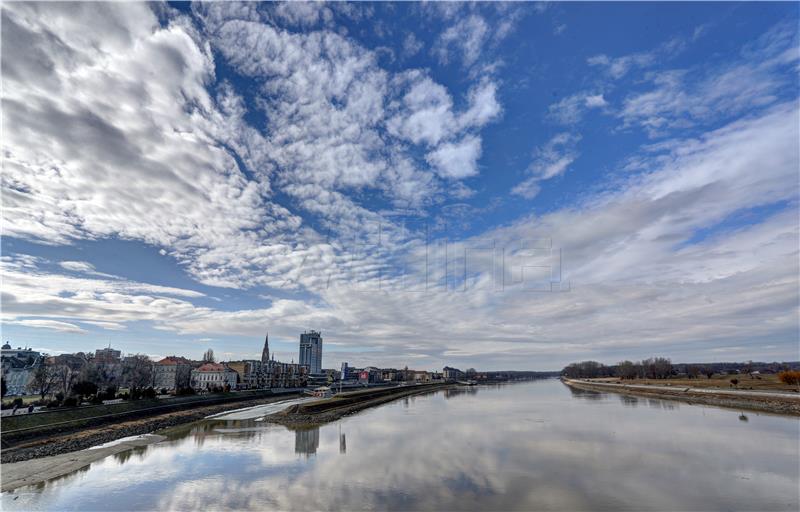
<box><xmin>157</xmin><ymin>356</ymin><xmax>192</xmax><ymax>366</ymax></box>
<box><xmin>196</xmin><ymin>363</ymin><xmax>226</xmax><ymax>372</ymax></box>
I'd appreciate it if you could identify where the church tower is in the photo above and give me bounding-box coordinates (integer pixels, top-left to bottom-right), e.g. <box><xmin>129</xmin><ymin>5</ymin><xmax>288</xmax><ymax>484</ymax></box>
<box><xmin>261</xmin><ymin>333</ymin><xmax>269</xmax><ymax>363</ymax></box>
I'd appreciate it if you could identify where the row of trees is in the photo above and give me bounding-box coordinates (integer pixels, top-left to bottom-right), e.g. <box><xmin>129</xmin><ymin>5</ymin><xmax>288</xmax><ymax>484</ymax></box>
<box><xmin>18</xmin><ymin>353</ymin><xmax>158</xmax><ymax>403</ymax></box>
<box><xmin>562</xmin><ymin>358</ymin><xmax>675</xmax><ymax>380</ymax></box>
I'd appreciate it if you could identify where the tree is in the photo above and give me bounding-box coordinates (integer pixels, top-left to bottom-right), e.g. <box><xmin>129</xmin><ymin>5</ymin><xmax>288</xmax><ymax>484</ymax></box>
<box><xmin>686</xmin><ymin>365</ymin><xmax>701</xmax><ymax>379</ymax></box>
<box><xmin>704</xmin><ymin>368</ymin><xmax>714</xmax><ymax>379</ymax></box>
<box><xmin>778</xmin><ymin>370</ymin><xmax>800</xmax><ymax>392</ymax></box>
<box><xmin>730</xmin><ymin>378</ymin><xmax>739</xmax><ymax>389</ymax></box>
<box><xmin>616</xmin><ymin>361</ymin><xmax>637</xmax><ymax>380</ymax></box>
<box><xmin>54</xmin><ymin>364</ymin><xmax>78</xmax><ymax>396</ymax></box>
<box><xmin>1</xmin><ymin>377</ymin><xmax>6</xmax><ymax>398</ymax></box>
<box><xmin>652</xmin><ymin>357</ymin><xmax>672</xmax><ymax>379</ymax></box>
<box><xmin>121</xmin><ymin>354</ymin><xmax>153</xmax><ymax>391</ymax></box>
<box><xmin>29</xmin><ymin>363</ymin><xmax>60</xmax><ymax>400</ymax></box>
<box><xmin>202</xmin><ymin>349</ymin><xmax>215</xmax><ymax>363</ymax></box>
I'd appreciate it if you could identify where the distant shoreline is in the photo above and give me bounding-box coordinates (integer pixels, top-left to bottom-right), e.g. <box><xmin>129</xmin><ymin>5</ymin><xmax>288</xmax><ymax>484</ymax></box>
<box><xmin>561</xmin><ymin>378</ymin><xmax>800</xmax><ymax>416</ymax></box>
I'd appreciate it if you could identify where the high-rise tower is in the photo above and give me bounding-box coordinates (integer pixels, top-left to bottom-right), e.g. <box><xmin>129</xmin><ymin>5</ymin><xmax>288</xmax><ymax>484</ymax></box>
<box><xmin>299</xmin><ymin>330</ymin><xmax>322</xmax><ymax>374</ymax></box>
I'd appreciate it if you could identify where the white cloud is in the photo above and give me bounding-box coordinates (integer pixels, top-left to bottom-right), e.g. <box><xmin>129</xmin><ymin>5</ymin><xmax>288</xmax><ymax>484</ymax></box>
<box><xmin>402</xmin><ymin>33</ymin><xmax>423</xmax><ymax>58</ymax></box>
<box><xmin>59</xmin><ymin>261</ymin><xmax>96</xmax><ymax>273</ymax></box>
<box><xmin>618</xmin><ymin>23</ymin><xmax>798</xmax><ymax>136</ymax></box>
<box><xmin>426</xmin><ymin>135</ymin><xmax>482</xmax><ymax>179</ymax></box>
<box><xmin>8</xmin><ymin>319</ymin><xmax>87</xmax><ymax>334</ymax></box>
<box><xmin>548</xmin><ymin>92</ymin><xmax>607</xmax><ymax>125</ymax></box>
<box><xmin>512</xmin><ymin>133</ymin><xmax>581</xmax><ymax>198</ymax></box>
<box><xmin>433</xmin><ymin>15</ymin><xmax>489</xmax><ymax>67</ymax></box>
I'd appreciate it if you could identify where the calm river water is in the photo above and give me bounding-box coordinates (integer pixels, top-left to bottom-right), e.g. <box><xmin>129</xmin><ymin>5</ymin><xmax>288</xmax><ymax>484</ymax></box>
<box><xmin>3</xmin><ymin>379</ymin><xmax>798</xmax><ymax>511</ymax></box>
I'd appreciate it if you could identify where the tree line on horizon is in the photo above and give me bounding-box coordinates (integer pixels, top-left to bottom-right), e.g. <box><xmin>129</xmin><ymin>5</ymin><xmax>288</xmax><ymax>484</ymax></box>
<box><xmin>561</xmin><ymin>358</ymin><xmax>800</xmax><ymax>380</ymax></box>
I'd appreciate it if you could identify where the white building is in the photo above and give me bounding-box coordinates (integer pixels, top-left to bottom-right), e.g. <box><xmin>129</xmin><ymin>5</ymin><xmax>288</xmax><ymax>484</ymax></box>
<box><xmin>190</xmin><ymin>363</ymin><xmax>238</xmax><ymax>391</ymax></box>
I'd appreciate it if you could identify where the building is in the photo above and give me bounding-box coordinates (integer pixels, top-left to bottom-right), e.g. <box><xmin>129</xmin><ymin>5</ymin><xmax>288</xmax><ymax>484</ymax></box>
<box><xmin>1</xmin><ymin>343</ymin><xmax>41</xmax><ymax>363</ymax></box>
<box><xmin>299</xmin><ymin>330</ymin><xmax>323</xmax><ymax>374</ymax></box>
<box><xmin>1</xmin><ymin>343</ymin><xmax>43</xmax><ymax>396</ymax></box>
<box><xmin>443</xmin><ymin>366</ymin><xmax>465</xmax><ymax>381</ymax></box>
<box><xmin>190</xmin><ymin>363</ymin><xmax>238</xmax><ymax>391</ymax></box>
<box><xmin>227</xmin><ymin>360</ymin><xmax>264</xmax><ymax>390</ymax></box>
<box><xmin>152</xmin><ymin>356</ymin><xmax>193</xmax><ymax>391</ymax></box>
<box><xmin>95</xmin><ymin>347</ymin><xmax>122</xmax><ymax>364</ymax></box>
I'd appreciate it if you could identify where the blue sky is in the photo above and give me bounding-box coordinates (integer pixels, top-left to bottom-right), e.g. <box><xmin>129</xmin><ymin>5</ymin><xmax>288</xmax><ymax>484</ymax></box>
<box><xmin>2</xmin><ymin>2</ymin><xmax>798</xmax><ymax>370</ymax></box>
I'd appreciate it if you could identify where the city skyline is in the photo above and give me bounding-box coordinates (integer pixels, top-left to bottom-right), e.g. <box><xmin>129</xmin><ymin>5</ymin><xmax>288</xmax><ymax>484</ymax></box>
<box><xmin>2</xmin><ymin>2</ymin><xmax>798</xmax><ymax>371</ymax></box>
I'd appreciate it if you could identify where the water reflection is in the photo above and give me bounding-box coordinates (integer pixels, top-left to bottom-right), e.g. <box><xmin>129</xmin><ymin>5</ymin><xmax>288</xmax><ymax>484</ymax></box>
<box><xmin>443</xmin><ymin>386</ymin><xmax>479</xmax><ymax>399</ymax></box>
<box><xmin>565</xmin><ymin>385</ymin><xmax>604</xmax><ymax>399</ymax></box>
<box><xmin>2</xmin><ymin>380</ymin><xmax>798</xmax><ymax>511</ymax></box>
<box><xmin>294</xmin><ymin>427</ymin><xmax>320</xmax><ymax>456</ymax></box>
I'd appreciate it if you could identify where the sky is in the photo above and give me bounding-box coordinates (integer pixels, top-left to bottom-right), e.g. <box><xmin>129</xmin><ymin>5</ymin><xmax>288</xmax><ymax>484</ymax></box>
<box><xmin>2</xmin><ymin>1</ymin><xmax>799</xmax><ymax>371</ymax></box>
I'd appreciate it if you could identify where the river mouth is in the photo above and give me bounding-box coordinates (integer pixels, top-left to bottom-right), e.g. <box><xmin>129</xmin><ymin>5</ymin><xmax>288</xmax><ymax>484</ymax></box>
<box><xmin>2</xmin><ymin>379</ymin><xmax>798</xmax><ymax>511</ymax></box>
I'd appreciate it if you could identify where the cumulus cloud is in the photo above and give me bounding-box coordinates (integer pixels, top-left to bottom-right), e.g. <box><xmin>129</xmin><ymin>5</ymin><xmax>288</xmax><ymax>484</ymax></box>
<box><xmin>426</xmin><ymin>135</ymin><xmax>483</xmax><ymax>180</ymax></box>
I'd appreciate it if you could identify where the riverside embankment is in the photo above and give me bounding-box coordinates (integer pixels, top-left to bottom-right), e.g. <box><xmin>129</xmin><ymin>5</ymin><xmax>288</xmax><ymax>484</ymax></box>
<box><xmin>562</xmin><ymin>377</ymin><xmax>800</xmax><ymax>415</ymax></box>
<box><xmin>269</xmin><ymin>382</ymin><xmax>455</xmax><ymax>426</ymax></box>
<box><xmin>1</xmin><ymin>391</ymin><xmax>302</xmax><ymax>463</ymax></box>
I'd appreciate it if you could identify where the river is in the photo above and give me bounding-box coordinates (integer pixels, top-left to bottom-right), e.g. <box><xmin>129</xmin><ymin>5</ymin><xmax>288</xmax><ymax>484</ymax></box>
<box><xmin>2</xmin><ymin>379</ymin><xmax>798</xmax><ymax>511</ymax></box>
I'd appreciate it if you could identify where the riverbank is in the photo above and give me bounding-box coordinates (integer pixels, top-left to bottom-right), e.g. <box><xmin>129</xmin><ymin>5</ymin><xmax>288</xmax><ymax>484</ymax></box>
<box><xmin>269</xmin><ymin>383</ymin><xmax>455</xmax><ymax>427</ymax></box>
<box><xmin>562</xmin><ymin>378</ymin><xmax>800</xmax><ymax>416</ymax></box>
<box><xmin>0</xmin><ymin>393</ymin><xmax>301</xmax><ymax>464</ymax></box>
<box><xmin>1</xmin><ymin>434</ymin><xmax>166</xmax><ymax>492</ymax></box>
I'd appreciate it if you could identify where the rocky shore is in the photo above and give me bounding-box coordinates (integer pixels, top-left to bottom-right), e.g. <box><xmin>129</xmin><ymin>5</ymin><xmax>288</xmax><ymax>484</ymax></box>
<box><xmin>562</xmin><ymin>378</ymin><xmax>800</xmax><ymax>416</ymax></box>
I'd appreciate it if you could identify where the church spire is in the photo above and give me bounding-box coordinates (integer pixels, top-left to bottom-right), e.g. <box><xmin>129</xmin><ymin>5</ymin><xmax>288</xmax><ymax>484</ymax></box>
<box><xmin>261</xmin><ymin>332</ymin><xmax>269</xmax><ymax>363</ymax></box>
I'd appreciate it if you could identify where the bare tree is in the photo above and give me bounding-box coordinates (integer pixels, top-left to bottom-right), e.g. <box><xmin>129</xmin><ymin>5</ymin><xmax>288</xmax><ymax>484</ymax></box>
<box><xmin>202</xmin><ymin>349</ymin><xmax>215</xmax><ymax>363</ymax></box>
<box><xmin>616</xmin><ymin>361</ymin><xmax>637</xmax><ymax>380</ymax></box>
<box><xmin>121</xmin><ymin>354</ymin><xmax>153</xmax><ymax>390</ymax></box>
<box><xmin>29</xmin><ymin>363</ymin><xmax>60</xmax><ymax>400</ymax></box>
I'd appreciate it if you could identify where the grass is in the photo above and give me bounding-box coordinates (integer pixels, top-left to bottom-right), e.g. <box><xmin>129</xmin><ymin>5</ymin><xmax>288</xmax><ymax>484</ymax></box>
<box><xmin>591</xmin><ymin>373</ymin><xmax>798</xmax><ymax>392</ymax></box>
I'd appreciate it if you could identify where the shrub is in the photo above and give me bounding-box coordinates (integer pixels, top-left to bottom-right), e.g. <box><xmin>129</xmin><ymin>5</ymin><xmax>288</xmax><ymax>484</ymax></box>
<box><xmin>55</xmin><ymin>392</ymin><xmax>65</xmax><ymax>403</ymax></box>
<box><xmin>62</xmin><ymin>396</ymin><xmax>78</xmax><ymax>407</ymax></box>
<box><xmin>46</xmin><ymin>399</ymin><xmax>61</xmax><ymax>408</ymax></box>
<box><xmin>72</xmin><ymin>381</ymin><xmax>98</xmax><ymax>398</ymax></box>
<box><xmin>730</xmin><ymin>378</ymin><xmax>739</xmax><ymax>388</ymax></box>
<box><xmin>143</xmin><ymin>387</ymin><xmax>156</xmax><ymax>399</ymax></box>
<box><xmin>778</xmin><ymin>370</ymin><xmax>800</xmax><ymax>391</ymax></box>
<box><xmin>12</xmin><ymin>397</ymin><xmax>23</xmax><ymax>408</ymax></box>
<box><xmin>117</xmin><ymin>392</ymin><xmax>131</xmax><ymax>400</ymax></box>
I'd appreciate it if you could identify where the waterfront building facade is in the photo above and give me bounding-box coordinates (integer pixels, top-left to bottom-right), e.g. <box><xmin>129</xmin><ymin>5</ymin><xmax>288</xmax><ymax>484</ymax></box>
<box><xmin>191</xmin><ymin>363</ymin><xmax>238</xmax><ymax>391</ymax></box>
<box><xmin>299</xmin><ymin>330</ymin><xmax>323</xmax><ymax>374</ymax></box>
<box><xmin>152</xmin><ymin>356</ymin><xmax>193</xmax><ymax>391</ymax></box>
